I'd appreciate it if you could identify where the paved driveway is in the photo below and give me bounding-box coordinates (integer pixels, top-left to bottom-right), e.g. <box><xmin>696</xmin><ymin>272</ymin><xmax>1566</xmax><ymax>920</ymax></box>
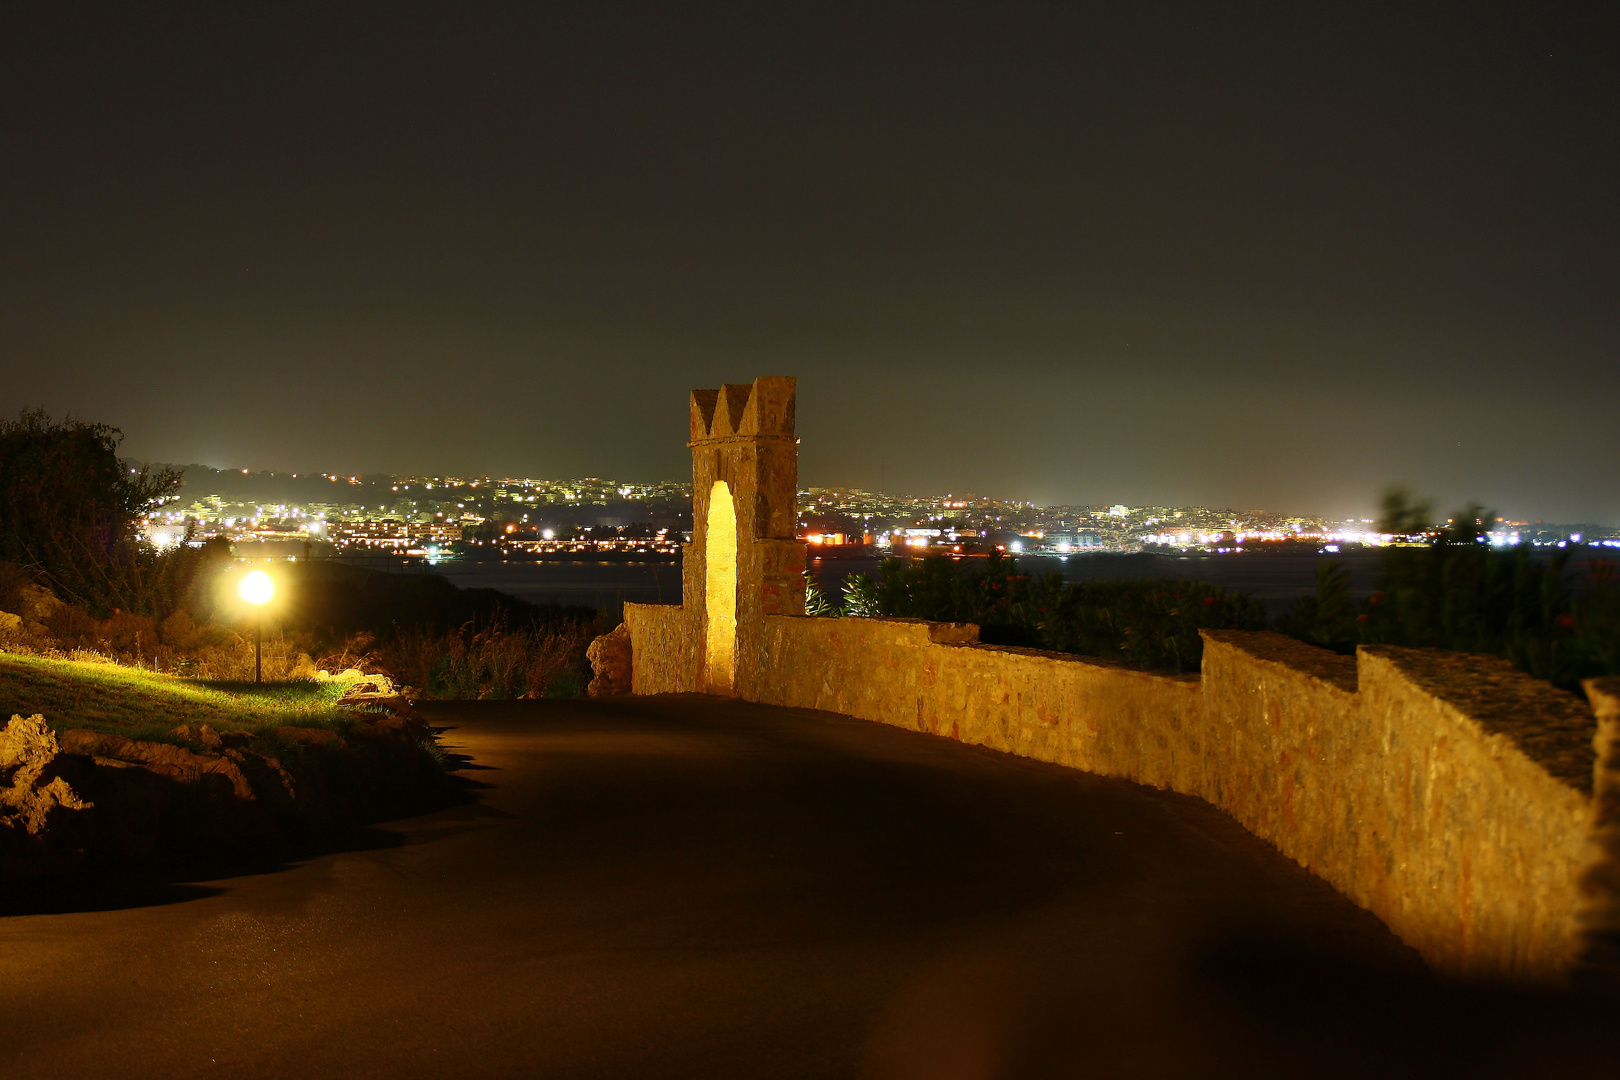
<box><xmin>0</xmin><ymin>696</ymin><xmax>1608</xmax><ymax>1077</ymax></box>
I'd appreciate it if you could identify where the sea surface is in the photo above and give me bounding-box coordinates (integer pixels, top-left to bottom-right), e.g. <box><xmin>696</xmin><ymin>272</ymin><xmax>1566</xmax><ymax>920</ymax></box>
<box><xmin>422</xmin><ymin>550</ymin><xmax>1388</xmax><ymax>618</ymax></box>
<box><xmin>807</xmin><ymin>551</ymin><xmax>1387</xmax><ymax>618</ymax></box>
<box><xmin>432</xmin><ymin>559</ymin><xmax>683</xmax><ymax>614</ymax></box>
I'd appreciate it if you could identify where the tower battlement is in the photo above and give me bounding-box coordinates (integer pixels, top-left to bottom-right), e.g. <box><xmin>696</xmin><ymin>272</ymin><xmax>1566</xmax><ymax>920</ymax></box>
<box><xmin>689</xmin><ymin>376</ymin><xmax>797</xmax><ymax>443</ymax></box>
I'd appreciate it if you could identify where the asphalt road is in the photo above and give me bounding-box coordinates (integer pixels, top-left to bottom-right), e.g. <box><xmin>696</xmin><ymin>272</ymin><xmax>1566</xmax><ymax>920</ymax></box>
<box><xmin>2</xmin><ymin>696</ymin><xmax>1611</xmax><ymax>1078</ymax></box>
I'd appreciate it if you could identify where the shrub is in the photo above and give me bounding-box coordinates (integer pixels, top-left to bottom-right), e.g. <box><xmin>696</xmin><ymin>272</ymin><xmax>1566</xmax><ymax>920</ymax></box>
<box><xmin>0</xmin><ymin>409</ymin><xmax>196</xmax><ymax>616</ymax></box>
<box><xmin>803</xmin><ymin>571</ymin><xmax>839</xmax><ymax>617</ymax></box>
<box><xmin>1273</xmin><ymin>493</ymin><xmax>1620</xmax><ymax>689</ymax></box>
<box><xmin>846</xmin><ymin>552</ymin><xmax>1263</xmax><ymax>673</ymax></box>
<box><xmin>374</xmin><ymin>613</ymin><xmax>593</xmax><ymax>700</ymax></box>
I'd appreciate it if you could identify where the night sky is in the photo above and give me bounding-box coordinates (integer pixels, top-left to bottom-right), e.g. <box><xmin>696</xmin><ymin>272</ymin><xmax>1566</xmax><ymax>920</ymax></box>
<box><xmin>3</xmin><ymin>3</ymin><xmax>1615</xmax><ymax>522</ymax></box>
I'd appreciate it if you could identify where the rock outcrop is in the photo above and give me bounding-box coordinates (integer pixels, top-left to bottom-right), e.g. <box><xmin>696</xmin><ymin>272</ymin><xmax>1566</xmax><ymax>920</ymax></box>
<box><xmin>59</xmin><ymin>729</ymin><xmax>258</xmax><ymax>800</ymax></box>
<box><xmin>587</xmin><ymin>623</ymin><xmax>633</xmax><ymax>697</ymax></box>
<box><xmin>0</xmin><ymin>714</ymin><xmax>94</xmax><ymax>876</ymax></box>
<box><xmin>1</xmin><ymin>707</ymin><xmax>444</xmax><ymax>877</ymax></box>
<box><xmin>16</xmin><ymin>584</ymin><xmax>64</xmax><ymax>630</ymax></box>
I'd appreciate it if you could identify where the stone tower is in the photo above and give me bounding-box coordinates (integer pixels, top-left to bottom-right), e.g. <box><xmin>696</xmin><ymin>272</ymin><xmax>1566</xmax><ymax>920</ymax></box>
<box><xmin>685</xmin><ymin>376</ymin><xmax>806</xmax><ymax>695</ymax></box>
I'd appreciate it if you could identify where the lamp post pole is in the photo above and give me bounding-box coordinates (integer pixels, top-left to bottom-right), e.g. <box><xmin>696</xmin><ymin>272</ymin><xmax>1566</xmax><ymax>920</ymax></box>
<box><xmin>239</xmin><ymin>569</ymin><xmax>274</xmax><ymax>686</ymax></box>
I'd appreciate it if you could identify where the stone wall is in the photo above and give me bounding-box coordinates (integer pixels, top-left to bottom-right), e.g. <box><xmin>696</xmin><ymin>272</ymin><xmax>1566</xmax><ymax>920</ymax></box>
<box><xmin>1580</xmin><ymin>677</ymin><xmax>1620</xmax><ymax>980</ymax></box>
<box><xmin>623</xmin><ymin>606</ymin><xmax>1602</xmax><ymax>981</ymax></box>
<box><xmin>612</xmin><ymin>374</ymin><xmax>1607</xmax><ymax>982</ymax></box>
<box><xmin>624</xmin><ymin>600</ymin><xmax>699</xmax><ymax>696</ymax></box>
<box><xmin>741</xmin><ymin>615</ymin><xmax>1202</xmax><ymax>791</ymax></box>
<box><xmin>1201</xmin><ymin>633</ymin><xmax>1592</xmax><ymax>980</ymax></box>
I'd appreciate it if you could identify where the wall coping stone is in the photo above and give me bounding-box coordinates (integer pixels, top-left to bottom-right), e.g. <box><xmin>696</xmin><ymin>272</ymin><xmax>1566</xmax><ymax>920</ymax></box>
<box><xmin>1203</xmin><ymin>629</ymin><xmax>1358</xmax><ymax>694</ymax></box>
<box><xmin>764</xmin><ymin>614</ymin><xmax>981</xmax><ymax>646</ymax></box>
<box><xmin>957</xmin><ymin>640</ymin><xmax>1201</xmax><ymax>682</ymax></box>
<box><xmin>1363</xmin><ymin>645</ymin><xmax>1595</xmax><ymax>795</ymax></box>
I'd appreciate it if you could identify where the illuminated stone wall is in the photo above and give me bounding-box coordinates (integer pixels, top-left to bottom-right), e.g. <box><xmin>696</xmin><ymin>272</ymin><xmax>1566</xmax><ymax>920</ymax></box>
<box><xmin>619</xmin><ymin>374</ymin><xmax>1606</xmax><ymax>982</ymax></box>
<box><xmin>1578</xmin><ymin>677</ymin><xmax>1620</xmax><ymax>979</ymax></box>
<box><xmin>1201</xmin><ymin>633</ymin><xmax>1593</xmax><ymax>980</ymax></box>
<box><xmin>624</xmin><ymin>601</ymin><xmax>699</xmax><ymax>695</ymax></box>
<box><xmin>728</xmin><ymin>616</ymin><xmax>1595</xmax><ymax>978</ymax></box>
<box><xmin>740</xmin><ymin>615</ymin><xmax>1204</xmax><ymax>790</ymax></box>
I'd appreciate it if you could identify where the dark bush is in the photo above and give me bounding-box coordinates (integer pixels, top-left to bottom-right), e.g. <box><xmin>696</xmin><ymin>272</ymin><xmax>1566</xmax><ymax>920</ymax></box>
<box><xmin>1274</xmin><ymin>493</ymin><xmax>1620</xmax><ymax>689</ymax></box>
<box><xmin>847</xmin><ymin>551</ymin><xmax>1263</xmax><ymax>673</ymax></box>
<box><xmin>0</xmin><ymin>409</ymin><xmax>207</xmax><ymax>617</ymax></box>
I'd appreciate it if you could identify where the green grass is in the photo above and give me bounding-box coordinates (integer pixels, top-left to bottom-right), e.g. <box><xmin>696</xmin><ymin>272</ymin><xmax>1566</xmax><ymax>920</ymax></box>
<box><xmin>0</xmin><ymin>651</ymin><xmax>355</xmax><ymax>746</ymax></box>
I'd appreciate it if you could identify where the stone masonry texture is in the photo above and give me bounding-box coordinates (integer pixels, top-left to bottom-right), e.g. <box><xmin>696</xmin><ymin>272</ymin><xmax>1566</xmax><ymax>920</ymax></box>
<box><xmin>615</xmin><ymin>375</ymin><xmax>1605</xmax><ymax>982</ymax></box>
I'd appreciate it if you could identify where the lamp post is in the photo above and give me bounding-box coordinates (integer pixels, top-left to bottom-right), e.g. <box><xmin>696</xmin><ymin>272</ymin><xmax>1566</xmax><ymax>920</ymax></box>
<box><xmin>239</xmin><ymin>569</ymin><xmax>274</xmax><ymax>684</ymax></box>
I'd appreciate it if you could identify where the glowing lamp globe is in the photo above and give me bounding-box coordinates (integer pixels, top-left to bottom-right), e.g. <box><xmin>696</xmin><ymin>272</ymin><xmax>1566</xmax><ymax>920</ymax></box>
<box><xmin>239</xmin><ymin>569</ymin><xmax>274</xmax><ymax>606</ymax></box>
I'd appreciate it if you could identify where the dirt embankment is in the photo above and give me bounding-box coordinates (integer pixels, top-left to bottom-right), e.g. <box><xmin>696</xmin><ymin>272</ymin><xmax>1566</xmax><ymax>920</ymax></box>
<box><xmin>0</xmin><ymin>679</ymin><xmax>453</xmax><ymax>878</ymax></box>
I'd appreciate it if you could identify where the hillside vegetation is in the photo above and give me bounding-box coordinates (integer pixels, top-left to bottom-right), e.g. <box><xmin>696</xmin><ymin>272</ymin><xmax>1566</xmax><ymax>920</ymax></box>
<box><xmin>0</xmin><ymin>653</ymin><xmax>354</xmax><ymax>745</ymax></box>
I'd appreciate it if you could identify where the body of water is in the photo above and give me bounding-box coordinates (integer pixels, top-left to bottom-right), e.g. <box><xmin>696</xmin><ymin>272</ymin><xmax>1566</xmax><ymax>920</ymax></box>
<box><xmin>421</xmin><ymin>550</ymin><xmax>1385</xmax><ymax>619</ymax></box>
<box><xmin>432</xmin><ymin>559</ymin><xmax>683</xmax><ymax>612</ymax></box>
<box><xmin>808</xmin><ymin>551</ymin><xmax>1385</xmax><ymax>617</ymax></box>
<box><xmin>413</xmin><ymin>546</ymin><xmax>1602</xmax><ymax>620</ymax></box>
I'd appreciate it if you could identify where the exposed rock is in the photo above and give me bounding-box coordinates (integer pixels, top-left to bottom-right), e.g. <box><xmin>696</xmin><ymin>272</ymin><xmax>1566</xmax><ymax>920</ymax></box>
<box><xmin>4</xmin><ymin>690</ymin><xmax>450</xmax><ymax>878</ymax></box>
<box><xmin>340</xmin><ymin>677</ymin><xmax>396</xmax><ymax>700</ymax></box>
<box><xmin>0</xmin><ymin>714</ymin><xmax>57</xmax><ymax>774</ymax></box>
<box><xmin>346</xmin><ymin>714</ymin><xmax>425</xmax><ymax>743</ymax></box>
<box><xmin>17</xmin><ymin>584</ymin><xmax>64</xmax><ymax>625</ymax></box>
<box><xmin>226</xmin><ymin>749</ymin><xmax>298</xmax><ymax>811</ymax></box>
<box><xmin>0</xmin><ymin>610</ymin><xmax>21</xmax><ymax>637</ymax></box>
<box><xmin>318</xmin><ymin>667</ymin><xmax>395</xmax><ymax>696</ymax></box>
<box><xmin>57</xmin><ymin>729</ymin><xmax>254</xmax><ymax>800</ymax></box>
<box><xmin>274</xmin><ymin>725</ymin><xmax>344</xmax><ymax>749</ymax></box>
<box><xmin>587</xmin><ymin>623</ymin><xmax>633</xmax><ymax>697</ymax></box>
<box><xmin>171</xmin><ymin>723</ymin><xmax>224</xmax><ymax>748</ymax></box>
<box><xmin>1</xmin><ymin>714</ymin><xmax>95</xmax><ymax>875</ymax></box>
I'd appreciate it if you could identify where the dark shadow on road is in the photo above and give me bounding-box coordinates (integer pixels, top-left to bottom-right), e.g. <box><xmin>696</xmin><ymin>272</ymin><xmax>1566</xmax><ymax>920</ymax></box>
<box><xmin>432</xmin><ymin>723</ymin><xmax>501</xmax><ymax>770</ymax></box>
<box><xmin>2</xmin><ymin>754</ymin><xmax>491</xmax><ymax>918</ymax></box>
<box><xmin>0</xmin><ymin>824</ymin><xmax>406</xmax><ymax>917</ymax></box>
<box><xmin>1183</xmin><ymin>927</ymin><xmax>1620</xmax><ymax>1077</ymax></box>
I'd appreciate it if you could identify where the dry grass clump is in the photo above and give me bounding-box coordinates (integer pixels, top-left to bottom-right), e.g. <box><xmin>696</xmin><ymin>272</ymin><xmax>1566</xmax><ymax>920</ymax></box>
<box><xmin>7</xmin><ymin>604</ymin><xmax>322</xmax><ymax>683</ymax></box>
<box><xmin>374</xmin><ymin>617</ymin><xmax>594</xmax><ymax>700</ymax></box>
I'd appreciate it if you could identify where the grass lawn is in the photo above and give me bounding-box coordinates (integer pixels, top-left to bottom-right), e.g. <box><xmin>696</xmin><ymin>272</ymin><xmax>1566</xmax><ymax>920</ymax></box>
<box><xmin>0</xmin><ymin>651</ymin><xmax>355</xmax><ymax>744</ymax></box>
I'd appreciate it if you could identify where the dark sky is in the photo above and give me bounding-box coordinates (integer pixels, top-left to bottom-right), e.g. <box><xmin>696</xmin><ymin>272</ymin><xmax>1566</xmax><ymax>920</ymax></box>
<box><xmin>3</xmin><ymin>2</ymin><xmax>1616</xmax><ymax>521</ymax></box>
